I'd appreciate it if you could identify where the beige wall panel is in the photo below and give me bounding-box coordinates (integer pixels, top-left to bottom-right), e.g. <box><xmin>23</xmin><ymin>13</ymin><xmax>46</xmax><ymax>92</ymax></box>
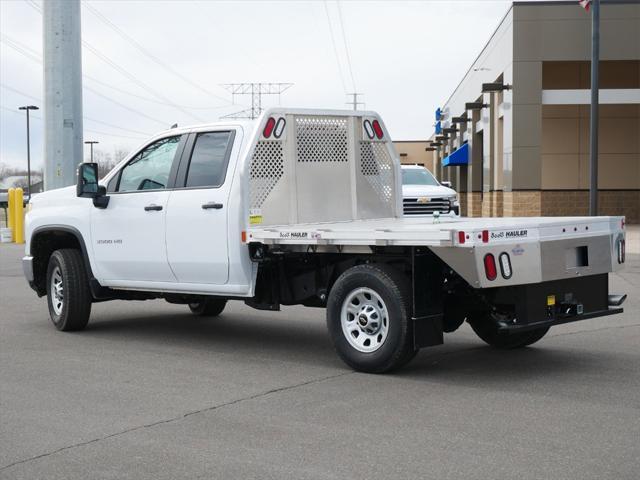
<box><xmin>512</xmin><ymin>61</ymin><xmax>542</xmax><ymax>104</ymax></box>
<box><xmin>512</xmin><ymin>104</ymin><xmax>541</xmax><ymax>148</ymax></box>
<box><xmin>394</xmin><ymin>141</ymin><xmax>431</xmax><ymax>169</ymax></box>
<box><xmin>542</xmin><ymin>118</ymin><xmax>579</xmax><ymax>155</ymax></box>
<box><xmin>542</xmin><ymin>62</ymin><xmax>582</xmax><ymax>89</ymax></box>
<box><xmin>600</xmin><ymin>20</ymin><xmax>640</xmax><ymax>60</ymax></box>
<box><xmin>515</xmin><ymin>5</ymin><xmax>640</xmax><ymax>62</ymax></box>
<box><xmin>542</xmin><ymin>105</ymin><xmax>580</xmax><ymax>119</ymax></box>
<box><xmin>542</xmin><ymin>154</ymin><xmax>580</xmax><ymax>189</ymax></box>
<box><xmin>514</xmin><ymin>4</ymin><xmax>640</xmax><ymax>22</ymax></box>
<box><xmin>578</xmin><ymin>117</ymin><xmax>640</xmax><ymax>155</ymax></box>
<box><xmin>578</xmin><ymin>154</ymin><xmax>589</xmax><ymax>189</ymax></box>
<box><xmin>598</xmin><ymin>154</ymin><xmax>640</xmax><ymax>189</ymax></box>
<box><xmin>512</xmin><ymin>146</ymin><xmax>542</xmax><ymax>189</ymax></box>
<box><xmin>578</xmin><ymin>154</ymin><xmax>640</xmax><ymax>190</ymax></box>
<box><xmin>599</xmin><ymin>104</ymin><xmax>640</xmax><ymax>119</ymax></box>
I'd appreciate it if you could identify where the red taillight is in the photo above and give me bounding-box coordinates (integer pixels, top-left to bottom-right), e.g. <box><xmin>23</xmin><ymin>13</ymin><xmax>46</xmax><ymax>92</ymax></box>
<box><xmin>482</xmin><ymin>230</ymin><xmax>489</xmax><ymax>243</ymax></box>
<box><xmin>263</xmin><ymin>117</ymin><xmax>276</xmax><ymax>138</ymax></box>
<box><xmin>484</xmin><ymin>253</ymin><xmax>497</xmax><ymax>281</ymax></box>
<box><xmin>458</xmin><ymin>231</ymin><xmax>466</xmax><ymax>244</ymax></box>
<box><xmin>372</xmin><ymin>119</ymin><xmax>384</xmax><ymax>139</ymax></box>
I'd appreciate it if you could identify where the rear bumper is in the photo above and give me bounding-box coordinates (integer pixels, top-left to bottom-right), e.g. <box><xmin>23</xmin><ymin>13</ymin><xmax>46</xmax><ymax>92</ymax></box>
<box><xmin>497</xmin><ymin>306</ymin><xmax>623</xmax><ymax>333</ymax></box>
<box><xmin>488</xmin><ymin>273</ymin><xmax>625</xmax><ymax>332</ymax></box>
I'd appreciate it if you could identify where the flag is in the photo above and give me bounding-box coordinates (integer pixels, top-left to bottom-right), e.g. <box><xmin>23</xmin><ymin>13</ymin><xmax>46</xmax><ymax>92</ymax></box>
<box><xmin>579</xmin><ymin>0</ymin><xmax>592</xmax><ymax>11</ymax></box>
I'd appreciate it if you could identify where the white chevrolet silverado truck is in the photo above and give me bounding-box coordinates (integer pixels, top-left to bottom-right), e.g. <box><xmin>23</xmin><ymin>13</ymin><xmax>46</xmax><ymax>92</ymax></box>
<box><xmin>23</xmin><ymin>108</ymin><xmax>627</xmax><ymax>373</ymax></box>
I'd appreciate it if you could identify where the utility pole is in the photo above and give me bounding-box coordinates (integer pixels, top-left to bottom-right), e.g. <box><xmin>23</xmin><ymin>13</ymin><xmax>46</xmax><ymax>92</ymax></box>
<box><xmin>43</xmin><ymin>0</ymin><xmax>84</xmax><ymax>191</ymax></box>
<box><xmin>345</xmin><ymin>92</ymin><xmax>364</xmax><ymax>111</ymax></box>
<box><xmin>84</xmin><ymin>140</ymin><xmax>99</xmax><ymax>163</ymax></box>
<box><xmin>588</xmin><ymin>0</ymin><xmax>600</xmax><ymax>216</ymax></box>
<box><xmin>221</xmin><ymin>83</ymin><xmax>293</xmax><ymax>119</ymax></box>
<box><xmin>18</xmin><ymin>105</ymin><xmax>39</xmax><ymax>197</ymax></box>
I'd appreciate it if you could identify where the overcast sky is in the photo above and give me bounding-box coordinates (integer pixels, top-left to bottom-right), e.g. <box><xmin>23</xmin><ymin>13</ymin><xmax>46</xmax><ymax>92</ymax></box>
<box><xmin>0</xmin><ymin>0</ymin><xmax>520</xmax><ymax>170</ymax></box>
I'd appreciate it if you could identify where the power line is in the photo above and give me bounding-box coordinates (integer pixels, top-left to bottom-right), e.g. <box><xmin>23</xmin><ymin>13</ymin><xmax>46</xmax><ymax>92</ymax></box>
<box><xmin>336</xmin><ymin>0</ymin><xmax>358</xmax><ymax>92</ymax></box>
<box><xmin>16</xmin><ymin>5</ymin><xmax>208</xmax><ymax>123</ymax></box>
<box><xmin>81</xmin><ymin>41</ymin><xmax>207</xmax><ymax>123</ymax></box>
<box><xmin>83</xmin><ymin>85</ymin><xmax>171</xmax><ymax>127</ymax></box>
<box><xmin>1</xmin><ymin>83</ymin><xmax>154</xmax><ymax>136</ymax></box>
<box><xmin>1</xmin><ymin>33</ymin><xmax>228</xmax><ymax>112</ymax></box>
<box><xmin>323</xmin><ymin>1</ymin><xmax>348</xmax><ymax>94</ymax></box>
<box><xmin>83</xmin><ymin>74</ymin><xmax>232</xmax><ymax>111</ymax></box>
<box><xmin>1</xmin><ymin>106</ymin><xmax>148</xmax><ymax>140</ymax></box>
<box><xmin>82</xmin><ymin>1</ymin><xmax>232</xmax><ymax>106</ymax></box>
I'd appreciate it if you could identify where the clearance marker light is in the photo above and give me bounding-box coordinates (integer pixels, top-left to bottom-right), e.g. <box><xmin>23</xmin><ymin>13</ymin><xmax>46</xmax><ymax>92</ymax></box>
<box><xmin>363</xmin><ymin>120</ymin><xmax>375</xmax><ymax>139</ymax></box>
<box><xmin>273</xmin><ymin>118</ymin><xmax>286</xmax><ymax>138</ymax></box>
<box><xmin>482</xmin><ymin>230</ymin><xmax>489</xmax><ymax>243</ymax></box>
<box><xmin>484</xmin><ymin>253</ymin><xmax>497</xmax><ymax>281</ymax></box>
<box><xmin>499</xmin><ymin>252</ymin><xmax>512</xmax><ymax>279</ymax></box>
<box><xmin>372</xmin><ymin>119</ymin><xmax>384</xmax><ymax>139</ymax></box>
<box><xmin>263</xmin><ymin>117</ymin><xmax>276</xmax><ymax>138</ymax></box>
<box><xmin>458</xmin><ymin>231</ymin><xmax>466</xmax><ymax>244</ymax></box>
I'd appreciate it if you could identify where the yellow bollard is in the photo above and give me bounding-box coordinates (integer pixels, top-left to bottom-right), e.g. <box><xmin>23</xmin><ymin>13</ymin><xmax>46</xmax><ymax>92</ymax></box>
<box><xmin>7</xmin><ymin>187</ymin><xmax>15</xmax><ymax>241</ymax></box>
<box><xmin>14</xmin><ymin>188</ymin><xmax>24</xmax><ymax>244</ymax></box>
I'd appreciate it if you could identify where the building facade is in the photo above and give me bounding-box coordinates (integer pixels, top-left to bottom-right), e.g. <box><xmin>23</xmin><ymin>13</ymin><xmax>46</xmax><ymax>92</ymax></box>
<box><xmin>429</xmin><ymin>1</ymin><xmax>639</xmax><ymax>222</ymax></box>
<box><xmin>393</xmin><ymin>141</ymin><xmax>433</xmax><ymax>169</ymax></box>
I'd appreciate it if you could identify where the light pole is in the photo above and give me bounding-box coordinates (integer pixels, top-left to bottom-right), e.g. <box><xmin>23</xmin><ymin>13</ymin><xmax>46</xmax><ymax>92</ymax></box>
<box><xmin>18</xmin><ymin>105</ymin><xmax>39</xmax><ymax>197</ymax></box>
<box><xmin>84</xmin><ymin>140</ymin><xmax>99</xmax><ymax>163</ymax></box>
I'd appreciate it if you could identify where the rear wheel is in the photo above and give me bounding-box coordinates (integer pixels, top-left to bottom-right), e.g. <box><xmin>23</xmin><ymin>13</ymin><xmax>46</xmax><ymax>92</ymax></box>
<box><xmin>188</xmin><ymin>298</ymin><xmax>227</xmax><ymax>317</ymax></box>
<box><xmin>46</xmin><ymin>249</ymin><xmax>92</xmax><ymax>331</ymax></box>
<box><xmin>327</xmin><ymin>264</ymin><xmax>417</xmax><ymax>373</ymax></box>
<box><xmin>468</xmin><ymin>313</ymin><xmax>550</xmax><ymax>349</ymax></box>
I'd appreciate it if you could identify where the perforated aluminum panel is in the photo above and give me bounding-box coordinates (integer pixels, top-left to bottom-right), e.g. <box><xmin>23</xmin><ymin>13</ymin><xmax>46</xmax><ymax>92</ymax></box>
<box><xmin>360</xmin><ymin>141</ymin><xmax>394</xmax><ymax>204</ymax></box>
<box><xmin>249</xmin><ymin>141</ymin><xmax>284</xmax><ymax>210</ymax></box>
<box><xmin>295</xmin><ymin>116</ymin><xmax>348</xmax><ymax>163</ymax></box>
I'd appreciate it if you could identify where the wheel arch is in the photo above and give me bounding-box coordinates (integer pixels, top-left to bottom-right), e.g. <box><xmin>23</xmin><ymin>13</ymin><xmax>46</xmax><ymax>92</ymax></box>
<box><xmin>30</xmin><ymin>225</ymin><xmax>94</xmax><ymax>297</ymax></box>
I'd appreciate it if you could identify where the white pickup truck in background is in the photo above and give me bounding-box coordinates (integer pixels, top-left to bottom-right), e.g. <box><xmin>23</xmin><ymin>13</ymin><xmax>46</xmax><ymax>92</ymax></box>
<box><xmin>401</xmin><ymin>164</ymin><xmax>460</xmax><ymax>217</ymax></box>
<box><xmin>23</xmin><ymin>109</ymin><xmax>627</xmax><ymax>373</ymax></box>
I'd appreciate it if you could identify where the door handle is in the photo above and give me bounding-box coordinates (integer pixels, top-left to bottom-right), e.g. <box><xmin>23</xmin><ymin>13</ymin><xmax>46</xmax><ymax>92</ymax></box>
<box><xmin>144</xmin><ymin>204</ymin><xmax>163</xmax><ymax>211</ymax></box>
<box><xmin>202</xmin><ymin>202</ymin><xmax>223</xmax><ymax>210</ymax></box>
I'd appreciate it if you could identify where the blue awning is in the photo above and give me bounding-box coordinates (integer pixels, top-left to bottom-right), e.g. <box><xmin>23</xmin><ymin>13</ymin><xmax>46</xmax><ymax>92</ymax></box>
<box><xmin>442</xmin><ymin>143</ymin><xmax>469</xmax><ymax>167</ymax></box>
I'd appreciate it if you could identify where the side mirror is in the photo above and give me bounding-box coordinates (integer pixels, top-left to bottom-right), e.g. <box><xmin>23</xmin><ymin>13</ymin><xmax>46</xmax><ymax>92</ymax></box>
<box><xmin>77</xmin><ymin>162</ymin><xmax>99</xmax><ymax>197</ymax></box>
<box><xmin>441</xmin><ymin>181</ymin><xmax>453</xmax><ymax>188</ymax></box>
<box><xmin>77</xmin><ymin>162</ymin><xmax>109</xmax><ymax>208</ymax></box>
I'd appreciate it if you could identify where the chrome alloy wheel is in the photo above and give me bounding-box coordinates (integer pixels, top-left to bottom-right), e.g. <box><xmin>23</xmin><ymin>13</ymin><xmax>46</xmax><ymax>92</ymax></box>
<box><xmin>50</xmin><ymin>266</ymin><xmax>64</xmax><ymax>316</ymax></box>
<box><xmin>340</xmin><ymin>287</ymin><xmax>389</xmax><ymax>353</ymax></box>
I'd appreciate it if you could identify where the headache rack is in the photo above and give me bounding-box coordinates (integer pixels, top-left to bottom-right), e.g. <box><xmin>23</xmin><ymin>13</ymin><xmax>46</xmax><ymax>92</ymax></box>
<box><xmin>246</xmin><ymin>108</ymin><xmax>403</xmax><ymax>227</ymax></box>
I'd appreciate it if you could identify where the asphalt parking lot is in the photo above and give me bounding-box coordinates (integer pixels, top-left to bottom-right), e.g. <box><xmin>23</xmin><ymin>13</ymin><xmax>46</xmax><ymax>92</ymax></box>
<box><xmin>1</xmin><ymin>236</ymin><xmax>639</xmax><ymax>480</ymax></box>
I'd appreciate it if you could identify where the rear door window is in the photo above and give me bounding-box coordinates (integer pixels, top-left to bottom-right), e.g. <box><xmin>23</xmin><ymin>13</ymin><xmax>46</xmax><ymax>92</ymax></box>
<box><xmin>183</xmin><ymin>131</ymin><xmax>234</xmax><ymax>188</ymax></box>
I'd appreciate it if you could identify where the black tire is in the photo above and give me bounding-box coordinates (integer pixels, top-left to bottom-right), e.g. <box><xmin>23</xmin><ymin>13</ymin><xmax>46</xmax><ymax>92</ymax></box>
<box><xmin>188</xmin><ymin>298</ymin><xmax>227</xmax><ymax>317</ymax></box>
<box><xmin>46</xmin><ymin>249</ymin><xmax>92</xmax><ymax>331</ymax></box>
<box><xmin>468</xmin><ymin>315</ymin><xmax>550</xmax><ymax>349</ymax></box>
<box><xmin>327</xmin><ymin>264</ymin><xmax>417</xmax><ymax>373</ymax></box>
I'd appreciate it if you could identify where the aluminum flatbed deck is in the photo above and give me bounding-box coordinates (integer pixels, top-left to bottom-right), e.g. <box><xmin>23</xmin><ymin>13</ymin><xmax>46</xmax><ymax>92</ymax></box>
<box><xmin>248</xmin><ymin>216</ymin><xmax>622</xmax><ymax>248</ymax></box>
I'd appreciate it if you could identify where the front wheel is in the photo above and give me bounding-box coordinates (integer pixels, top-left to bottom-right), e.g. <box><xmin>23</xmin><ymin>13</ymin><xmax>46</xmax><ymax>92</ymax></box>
<box><xmin>46</xmin><ymin>249</ymin><xmax>92</xmax><ymax>331</ymax></box>
<box><xmin>326</xmin><ymin>264</ymin><xmax>417</xmax><ymax>373</ymax></box>
<box><xmin>468</xmin><ymin>313</ymin><xmax>550</xmax><ymax>349</ymax></box>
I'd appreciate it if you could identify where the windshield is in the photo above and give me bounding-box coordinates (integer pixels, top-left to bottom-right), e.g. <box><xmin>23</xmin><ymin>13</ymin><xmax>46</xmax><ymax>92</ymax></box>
<box><xmin>401</xmin><ymin>168</ymin><xmax>440</xmax><ymax>186</ymax></box>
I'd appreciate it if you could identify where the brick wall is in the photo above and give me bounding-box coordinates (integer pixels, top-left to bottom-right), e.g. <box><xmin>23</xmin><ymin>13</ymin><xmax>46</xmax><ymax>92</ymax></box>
<box><xmin>470</xmin><ymin>190</ymin><xmax>638</xmax><ymax>222</ymax></box>
<box><xmin>464</xmin><ymin>192</ymin><xmax>483</xmax><ymax>217</ymax></box>
<box><xmin>540</xmin><ymin>190</ymin><xmax>639</xmax><ymax>223</ymax></box>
